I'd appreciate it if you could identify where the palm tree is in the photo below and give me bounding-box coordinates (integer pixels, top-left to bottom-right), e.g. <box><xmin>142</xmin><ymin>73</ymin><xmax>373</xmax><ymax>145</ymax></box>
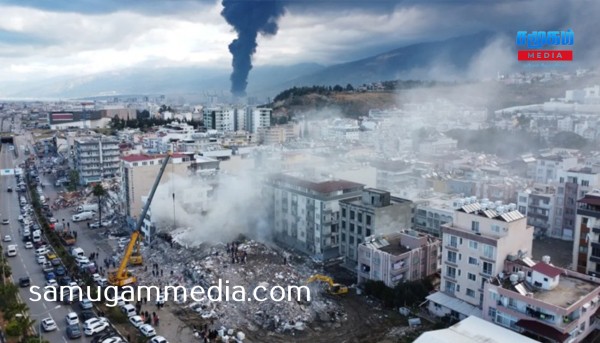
<box><xmin>5</xmin><ymin>302</ymin><xmax>28</xmax><ymax>320</ymax></box>
<box><xmin>92</xmin><ymin>183</ymin><xmax>107</xmax><ymax>226</ymax></box>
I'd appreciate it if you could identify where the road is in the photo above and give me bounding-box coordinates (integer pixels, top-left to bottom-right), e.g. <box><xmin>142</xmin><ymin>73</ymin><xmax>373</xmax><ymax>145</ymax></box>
<box><xmin>0</xmin><ymin>116</ymin><xmax>94</xmax><ymax>343</ymax></box>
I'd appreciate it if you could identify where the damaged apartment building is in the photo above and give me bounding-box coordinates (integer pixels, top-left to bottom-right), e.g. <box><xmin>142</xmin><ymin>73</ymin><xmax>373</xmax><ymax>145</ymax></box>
<box><xmin>357</xmin><ymin>229</ymin><xmax>440</xmax><ymax>288</ymax></box>
<box><xmin>265</xmin><ymin>173</ymin><xmax>364</xmax><ymax>261</ymax></box>
<box><xmin>338</xmin><ymin>188</ymin><xmax>414</xmax><ymax>271</ymax></box>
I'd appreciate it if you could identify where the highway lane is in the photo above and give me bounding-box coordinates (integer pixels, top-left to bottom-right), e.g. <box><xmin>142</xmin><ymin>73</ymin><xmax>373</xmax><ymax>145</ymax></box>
<box><xmin>1</xmin><ymin>143</ymin><xmax>96</xmax><ymax>341</ymax></box>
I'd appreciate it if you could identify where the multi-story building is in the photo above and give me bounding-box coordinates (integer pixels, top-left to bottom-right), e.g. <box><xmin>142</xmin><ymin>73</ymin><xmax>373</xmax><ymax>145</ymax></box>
<box><xmin>202</xmin><ymin>107</ymin><xmax>235</xmax><ymax>132</ymax></box>
<box><xmin>428</xmin><ymin>202</ymin><xmax>533</xmax><ymax>319</ymax></box>
<box><xmin>573</xmin><ymin>189</ymin><xmax>600</xmax><ymax>275</ymax></box>
<box><xmin>74</xmin><ymin>137</ymin><xmax>120</xmax><ymax>185</ymax></box>
<box><xmin>257</xmin><ymin>124</ymin><xmax>298</xmax><ymax>145</ymax></box>
<box><xmin>246</xmin><ymin>107</ymin><xmax>272</xmax><ymax>134</ymax></box>
<box><xmin>534</xmin><ymin>154</ymin><xmax>577</xmax><ymax>184</ymax></box>
<box><xmin>357</xmin><ymin>230</ymin><xmax>440</xmax><ymax>288</ymax></box>
<box><xmin>339</xmin><ymin>188</ymin><xmax>413</xmax><ymax>271</ymax></box>
<box><xmin>555</xmin><ymin>167</ymin><xmax>600</xmax><ymax>241</ymax></box>
<box><xmin>483</xmin><ymin>256</ymin><xmax>600</xmax><ymax>343</ymax></box>
<box><xmin>121</xmin><ymin>153</ymin><xmax>219</xmax><ymax>219</ymax></box>
<box><xmin>517</xmin><ymin>185</ymin><xmax>556</xmax><ymax>238</ymax></box>
<box><xmin>266</xmin><ymin>173</ymin><xmax>365</xmax><ymax>261</ymax></box>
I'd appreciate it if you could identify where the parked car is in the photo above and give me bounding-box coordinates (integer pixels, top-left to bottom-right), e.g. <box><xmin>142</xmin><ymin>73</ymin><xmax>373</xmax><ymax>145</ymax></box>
<box><xmin>66</xmin><ymin>324</ymin><xmax>82</xmax><ymax>339</ymax></box>
<box><xmin>139</xmin><ymin>324</ymin><xmax>156</xmax><ymax>337</ymax></box>
<box><xmin>41</xmin><ymin>317</ymin><xmax>57</xmax><ymax>332</ymax></box>
<box><xmin>65</xmin><ymin>312</ymin><xmax>79</xmax><ymax>326</ymax></box>
<box><xmin>149</xmin><ymin>336</ymin><xmax>169</xmax><ymax>343</ymax></box>
<box><xmin>80</xmin><ymin>297</ymin><xmax>94</xmax><ymax>310</ymax></box>
<box><xmin>128</xmin><ymin>315</ymin><xmax>143</xmax><ymax>328</ymax></box>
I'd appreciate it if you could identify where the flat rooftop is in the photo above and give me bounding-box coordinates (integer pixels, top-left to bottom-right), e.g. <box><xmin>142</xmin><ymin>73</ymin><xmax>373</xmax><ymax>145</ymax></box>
<box><xmin>499</xmin><ymin>275</ymin><xmax>597</xmax><ymax>308</ymax></box>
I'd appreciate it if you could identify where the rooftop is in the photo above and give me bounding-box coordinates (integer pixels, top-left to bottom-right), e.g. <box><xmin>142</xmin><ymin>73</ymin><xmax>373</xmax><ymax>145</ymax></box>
<box><xmin>458</xmin><ymin>203</ymin><xmax>525</xmax><ymax>223</ymax></box>
<box><xmin>270</xmin><ymin>173</ymin><xmax>364</xmax><ymax>194</ymax></box>
<box><xmin>121</xmin><ymin>153</ymin><xmax>188</xmax><ymax>163</ymax></box>
<box><xmin>496</xmin><ymin>273</ymin><xmax>598</xmax><ymax>308</ymax></box>
<box><xmin>578</xmin><ymin>189</ymin><xmax>600</xmax><ymax>206</ymax></box>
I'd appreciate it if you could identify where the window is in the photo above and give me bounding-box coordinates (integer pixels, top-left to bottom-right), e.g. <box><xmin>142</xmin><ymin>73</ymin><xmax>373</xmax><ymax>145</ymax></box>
<box><xmin>446</xmin><ymin>266</ymin><xmax>456</xmax><ymax>279</ymax></box>
<box><xmin>471</xmin><ymin>221</ymin><xmax>480</xmax><ymax>232</ymax></box>
<box><xmin>482</xmin><ymin>262</ymin><xmax>493</xmax><ymax>275</ymax></box>
<box><xmin>358</xmin><ymin>213</ymin><xmax>362</xmax><ymax>222</ymax></box>
<box><xmin>341</xmin><ymin>221</ymin><xmax>346</xmax><ymax>229</ymax></box>
<box><xmin>445</xmin><ymin>281</ymin><xmax>456</xmax><ymax>293</ymax></box>
<box><xmin>492</xmin><ymin>225</ymin><xmax>500</xmax><ymax>233</ymax></box>
<box><xmin>342</xmin><ymin>208</ymin><xmax>346</xmax><ymax>217</ymax></box>
<box><xmin>449</xmin><ymin>235</ymin><xmax>458</xmax><ymax>248</ymax></box>
<box><xmin>483</xmin><ymin>245</ymin><xmax>495</xmax><ymax>259</ymax></box>
<box><xmin>469</xmin><ymin>240</ymin><xmax>478</xmax><ymax>250</ymax></box>
<box><xmin>469</xmin><ymin>257</ymin><xmax>478</xmax><ymax>265</ymax></box>
<box><xmin>341</xmin><ymin>233</ymin><xmax>346</xmax><ymax>242</ymax></box>
<box><xmin>583</xmin><ymin>180</ymin><xmax>590</xmax><ymax>187</ymax></box>
<box><xmin>357</xmin><ymin>226</ymin><xmax>362</xmax><ymax>235</ymax></box>
<box><xmin>447</xmin><ymin>251</ymin><xmax>457</xmax><ymax>263</ymax></box>
<box><xmin>466</xmin><ymin>289</ymin><xmax>476</xmax><ymax>297</ymax></box>
<box><xmin>366</xmin><ymin>229</ymin><xmax>371</xmax><ymax>237</ymax></box>
<box><xmin>366</xmin><ymin>215</ymin><xmax>371</xmax><ymax>225</ymax></box>
<box><xmin>559</xmin><ymin>177</ymin><xmax>564</xmax><ymax>183</ymax></box>
<box><xmin>488</xmin><ymin>307</ymin><xmax>497</xmax><ymax>319</ymax></box>
<box><xmin>350</xmin><ymin>224</ymin><xmax>355</xmax><ymax>233</ymax></box>
<box><xmin>518</xmin><ymin>196</ymin><xmax>527</xmax><ymax>203</ymax></box>
<box><xmin>350</xmin><ymin>211</ymin><xmax>355</xmax><ymax>220</ymax></box>
<box><xmin>468</xmin><ymin>273</ymin><xmax>476</xmax><ymax>281</ymax></box>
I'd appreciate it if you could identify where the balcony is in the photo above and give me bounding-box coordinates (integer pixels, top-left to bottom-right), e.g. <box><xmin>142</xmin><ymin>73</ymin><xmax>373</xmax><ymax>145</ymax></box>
<box><xmin>593</xmin><ymin>227</ymin><xmax>600</xmax><ymax>234</ymax></box>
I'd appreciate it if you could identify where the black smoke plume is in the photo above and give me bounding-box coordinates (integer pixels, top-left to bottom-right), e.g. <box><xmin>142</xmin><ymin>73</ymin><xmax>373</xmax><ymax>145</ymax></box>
<box><xmin>221</xmin><ymin>0</ymin><xmax>285</xmax><ymax>97</ymax></box>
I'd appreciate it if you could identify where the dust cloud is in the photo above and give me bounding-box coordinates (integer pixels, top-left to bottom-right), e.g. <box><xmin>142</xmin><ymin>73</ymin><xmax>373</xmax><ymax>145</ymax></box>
<box><xmin>149</xmin><ymin>170</ymin><xmax>272</xmax><ymax>246</ymax></box>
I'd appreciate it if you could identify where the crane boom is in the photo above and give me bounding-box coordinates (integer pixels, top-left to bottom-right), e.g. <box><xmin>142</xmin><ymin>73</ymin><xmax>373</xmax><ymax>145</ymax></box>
<box><xmin>111</xmin><ymin>152</ymin><xmax>172</xmax><ymax>285</ymax></box>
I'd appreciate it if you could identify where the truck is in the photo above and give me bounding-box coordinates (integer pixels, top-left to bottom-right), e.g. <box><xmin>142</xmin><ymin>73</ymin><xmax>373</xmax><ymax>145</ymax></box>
<box><xmin>59</xmin><ymin>232</ymin><xmax>76</xmax><ymax>246</ymax></box>
<box><xmin>72</xmin><ymin>211</ymin><xmax>95</xmax><ymax>222</ymax></box>
<box><xmin>77</xmin><ymin>204</ymin><xmax>99</xmax><ymax>213</ymax></box>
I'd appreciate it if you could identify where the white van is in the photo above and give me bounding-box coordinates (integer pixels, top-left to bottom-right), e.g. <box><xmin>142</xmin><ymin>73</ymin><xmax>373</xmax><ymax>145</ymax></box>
<box><xmin>71</xmin><ymin>247</ymin><xmax>85</xmax><ymax>258</ymax></box>
<box><xmin>32</xmin><ymin>230</ymin><xmax>41</xmax><ymax>243</ymax></box>
<box><xmin>35</xmin><ymin>247</ymin><xmax>49</xmax><ymax>256</ymax></box>
<box><xmin>120</xmin><ymin>304</ymin><xmax>137</xmax><ymax>317</ymax></box>
<box><xmin>6</xmin><ymin>245</ymin><xmax>17</xmax><ymax>257</ymax></box>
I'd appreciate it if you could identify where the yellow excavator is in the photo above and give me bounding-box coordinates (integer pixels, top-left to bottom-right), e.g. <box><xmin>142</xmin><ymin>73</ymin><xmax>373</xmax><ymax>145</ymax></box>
<box><xmin>108</xmin><ymin>152</ymin><xmax>172</xmax><ymax>287</ymax></box>
<box><xmin>307</xmin><ymin>274</ymin><xmax>349</xmax><ymax>295</ymax></box>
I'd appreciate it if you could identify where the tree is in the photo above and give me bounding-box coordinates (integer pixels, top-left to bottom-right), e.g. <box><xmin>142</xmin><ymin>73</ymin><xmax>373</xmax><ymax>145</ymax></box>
<box><xmin>345</xmin><ymin>83</ymin><xmax>354</xmax><ymax>91</ymax></box>
<box><xmin>333</xmin><ymin>84</ymin><xmax>344</xmax><ymax>92</ymax></box>
<box><xmin>68</xmin><ymin>170</ymin><xmax>79</xmax><ymax>191</ymax></box>
<box><xmin>92</xmin><ymin>183</ymin><xmax>107</xmax><ymax>226</ymax></box>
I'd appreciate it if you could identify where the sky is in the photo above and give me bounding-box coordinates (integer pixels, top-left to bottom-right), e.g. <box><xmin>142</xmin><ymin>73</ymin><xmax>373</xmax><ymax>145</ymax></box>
<box><xmin>0</xmin><ymin>0</ymin><xmax>596</xmax><ymax>86</ymax></box>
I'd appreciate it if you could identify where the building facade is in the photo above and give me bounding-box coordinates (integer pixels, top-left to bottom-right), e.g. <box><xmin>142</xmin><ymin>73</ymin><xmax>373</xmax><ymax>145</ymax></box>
<box><xmin>74</xmin><ymin>137</ymin><xmax>120</xmax><ymax>185</ymax></box>
<box><xmin>517</xmin><ymin>186</ymin><xmax>557</xmax><ymax>239</ymax></box>
<box><xmin>555</xmin><ymin>168</ymin><xmax>600</xmax><ymax>241</ymax></box>
<box><xmin>121</xmin><ymin>153</ymin><xmax>219</xmax><ymax>218</ymax></box>
<box><xmin>203</xmin><ymin>107</ymin><xmax>235</xmax><ymax>132</ymax></box>
<box><xmin>266</xmin><ymin>173</ymin><xmax>364</xmax><ymax>261</ymax></box>
<box><xmin>338</xmin><ymin>188</ymin><xmax>413</xmax><ymax>271</ymax></box>
<box><xmin>428</xmin><ymin>202</ymin><xmax>533</xmax><ymax>319</ymax></box>
<box><xmin>357</xmin><ymin>230</ymin><xmax>440</xmax><ymax>288</ymax></box>
<box><xmin>573</xmin><ymin>190</ymin><xmax>600</xmax><ymax>275</ymax></box>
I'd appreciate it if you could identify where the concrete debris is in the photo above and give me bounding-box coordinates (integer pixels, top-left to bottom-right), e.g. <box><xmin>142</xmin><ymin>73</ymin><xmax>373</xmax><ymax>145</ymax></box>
<box><xmin>118</xmin><ymin>237</ymin><xmax>347</xmax><ymax>335</ymax></box>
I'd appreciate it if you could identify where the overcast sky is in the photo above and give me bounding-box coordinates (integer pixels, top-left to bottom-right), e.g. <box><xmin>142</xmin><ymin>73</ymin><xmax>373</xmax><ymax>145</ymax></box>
<box><xmin>0</xmin><ymin>0</ymin><xmax>595</xmax><ymax>84</ymax></box>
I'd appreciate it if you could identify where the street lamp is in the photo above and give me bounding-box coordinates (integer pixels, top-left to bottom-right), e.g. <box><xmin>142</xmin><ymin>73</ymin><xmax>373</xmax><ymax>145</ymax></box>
<box><xmin>17</xmin><ymin>304</ymin><xmax>61</xmax><ymax>342</ymax></box>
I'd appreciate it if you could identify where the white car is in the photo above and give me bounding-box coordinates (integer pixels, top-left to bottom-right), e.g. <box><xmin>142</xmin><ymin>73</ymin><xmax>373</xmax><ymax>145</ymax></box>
<box><xmin>1</xmin><ymin>219</ymin><xmax>9</xmax><ymax>225</ymax></box>
<box><xmin>46</xmin><ymin>279</ymin><xmax>58</xmax><ymax>288</ymax></box>
<box><xmin>101</xmin><ymin>338</ymin><xmax>123</xmax><ymax>343</ymax></box>
<box><xmin>3</xmin><ymin>235</ymin><xmax>11</xmax><ymax>242</ymax></box>
<box><xmin>49</xmin><ymin>217</ymin><xmax>57</xmax><ymax>223</ymax></box>
<box><xmin>139</xmin><ymin>324</ymin><xmax>156</xmax><ymax>337</ymax></box>
<box><xmin>76</xmin><ymin>256</ymin><xmax>90</xmax><ymax>265</ymax></box>
<box><xmin>65</xmin><ymin>312</ymin><xmax>79</xmax><ymax>326</ymax></box>
<box><xmin>24</xmin><ymin>241</ymin><xmax>34</xmax><ymax>249</ymax></box>
<box><xmin>83</xmin><ymin>317</ymin><xmax>109</xmax><ymax>336</ymax></box>
<box><xmin>41</xmin><ymin>317</ymin><xmax>57</xmax><ymax>332</ymax></box>
<box><xmin>36</xmin><ymin>255</ymin><xmax>47</xmax><ymax>264</ymax></box>
<box><xmin>92</xmin><ymin>273</ymin><xmax>102</xmax><ymax>282</ymax></box>
<box><xmin>128</xmin><ymin>315</ymin><xmax>143</xmax><ymax>328</ymax></box>
<box><xmin>149</xmin><ymin>336</ymin><xmax>169</xmax><ymax>343</ymax></box>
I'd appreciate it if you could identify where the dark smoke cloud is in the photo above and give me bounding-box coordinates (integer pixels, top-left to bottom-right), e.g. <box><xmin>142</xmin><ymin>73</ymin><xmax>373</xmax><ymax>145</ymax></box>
<box><xmin>221</xmin><ymin>0</ymin><xmax>285</xmax><ymax>97</ymax></box>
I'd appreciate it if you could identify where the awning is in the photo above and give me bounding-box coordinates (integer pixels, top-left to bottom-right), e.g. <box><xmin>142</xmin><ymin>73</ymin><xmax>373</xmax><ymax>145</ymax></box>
<box><xmin>515</xmin><ymin>319</ymin><xmax>570</xmax><ymax>342</ymax></box>
<box><xmin>426</xmin><ymin>292</ymin><xmax>482</xmax><ymax>318</ymax></box>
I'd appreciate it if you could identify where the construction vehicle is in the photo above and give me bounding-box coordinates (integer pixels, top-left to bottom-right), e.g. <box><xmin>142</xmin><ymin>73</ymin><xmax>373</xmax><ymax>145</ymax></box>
<box><xmin>306</xmin><ymin>274</ymin><xmax>349</xmax><ymax>295</ymax></box>
<box><xmin>108</xmin><ymin>152</ymin><xmax>172</xmax><ymax>287</ymax></box>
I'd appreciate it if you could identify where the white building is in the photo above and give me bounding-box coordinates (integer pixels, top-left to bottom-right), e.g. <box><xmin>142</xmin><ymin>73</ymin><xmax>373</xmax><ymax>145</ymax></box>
<box><xmin>428</xmin><ymin>202</ymin><xmax>533</xmax><ymax>320</ymax></box>
<box><xmin>246</xmin><ymin>107</ymin><xmax>272</xmax><ymax>133</ymax></box>
<box><xmin>74</xmin><ymin>136</ymin><xmax>120</xmax><ymax>185</ymax></box>
<box><xmin>535</xmin><ymin>154</ymin><xmax>578</xmax><ymax>184</ymax></box>
<box><xmin>203</xmin><ymin>107</ymin><xmax>235</xmax><ymax>132</ymax></box>
<box><xmin>517</xmin><ymin>186</ymin><xmax>556</xmax><ymax>238</ymax></box>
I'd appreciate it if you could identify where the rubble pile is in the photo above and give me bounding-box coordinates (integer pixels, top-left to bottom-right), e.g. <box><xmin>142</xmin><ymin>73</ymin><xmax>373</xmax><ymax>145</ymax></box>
<box><xmin>52</xmin><ymin>190</ymin><xmax>84</xmax><ymax>209</ymax></box>
<box><xmin>133</xmin><ymin>238</ymin><xmax>346</xmax><ymax>334</ymax></box>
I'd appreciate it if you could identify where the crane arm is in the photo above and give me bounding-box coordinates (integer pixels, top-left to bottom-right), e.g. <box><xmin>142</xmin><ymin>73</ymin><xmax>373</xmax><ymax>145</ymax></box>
<box><xmin>116</xmin><ymin>152</ymin><xmax>172</xmax><ymax>279</ymax></box>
